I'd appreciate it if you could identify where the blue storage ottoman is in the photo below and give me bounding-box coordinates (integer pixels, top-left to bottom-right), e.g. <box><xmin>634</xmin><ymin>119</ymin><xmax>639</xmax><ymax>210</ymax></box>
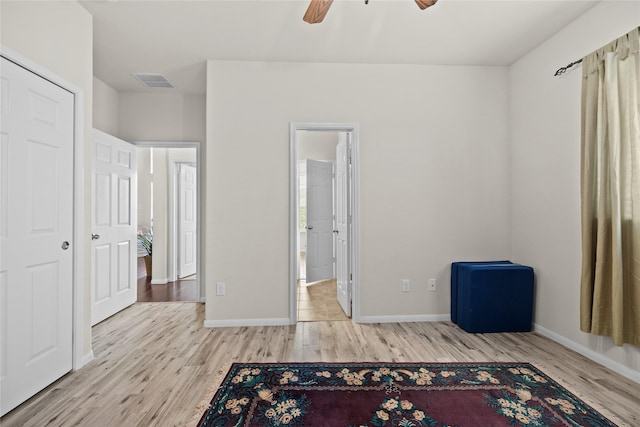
<box><xmin>455</xmin><ymin>263</ymin><xmax>534</xmax><ymax>333</ymax></box>
<box><xmin>450</xmin><ymin>261</ymin><xmax>512</xmax><ymax>324</ymax></box>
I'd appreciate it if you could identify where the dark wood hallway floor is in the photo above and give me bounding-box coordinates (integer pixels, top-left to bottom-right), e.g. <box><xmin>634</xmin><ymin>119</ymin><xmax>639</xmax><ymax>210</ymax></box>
<box><xmin>136</xmin><ymin>257</ymin><xmax>198</xmax><ymax>302</ymax></box>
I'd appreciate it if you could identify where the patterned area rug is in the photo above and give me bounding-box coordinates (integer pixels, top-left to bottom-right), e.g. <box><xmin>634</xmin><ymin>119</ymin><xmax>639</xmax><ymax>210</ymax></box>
<box><xmin>195</xmin><ymin>362</ymin><xmax>615</xmax><ymax>427</ymax></box>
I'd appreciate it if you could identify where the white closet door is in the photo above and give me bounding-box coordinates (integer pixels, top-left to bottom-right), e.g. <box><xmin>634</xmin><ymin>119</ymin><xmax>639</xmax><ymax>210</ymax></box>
<box><xmin>0</xmin><ymin>57</ymin><xmax>74</xmax><ymax>416</ymax></box>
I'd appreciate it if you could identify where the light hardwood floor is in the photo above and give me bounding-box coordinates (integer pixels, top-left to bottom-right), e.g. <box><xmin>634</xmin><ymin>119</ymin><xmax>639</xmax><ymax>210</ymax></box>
<box><xmin>2</xmin><ymin>303</ymin><xmax>639</xmax><ymax>426</ymax></box>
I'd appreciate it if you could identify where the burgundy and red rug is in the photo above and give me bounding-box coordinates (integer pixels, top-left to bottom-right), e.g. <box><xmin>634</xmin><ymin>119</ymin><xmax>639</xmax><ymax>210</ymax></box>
<box><xmin>195</xmin><ymin>362</ymin><xmax>615</xmax><ymax>426</ymax></box>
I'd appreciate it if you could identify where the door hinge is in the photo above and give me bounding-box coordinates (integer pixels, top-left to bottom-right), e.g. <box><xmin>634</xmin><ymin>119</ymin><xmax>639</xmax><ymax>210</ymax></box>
<box><xmin>348</xmin><ymin>148</ymin><xmax>352</xmax><ymax>165</ymax></box>
<box><xmin>350</xmin><ymin>273</ymin><xmax>353</xmax><ymax>281</ymax></box>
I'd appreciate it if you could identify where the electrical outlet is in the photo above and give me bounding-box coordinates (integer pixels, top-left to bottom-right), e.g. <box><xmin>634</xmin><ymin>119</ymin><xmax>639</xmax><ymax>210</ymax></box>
<box><xmin>402</xmin><ymin>279</ymin><xmax>410</xmax><ymax>292</ymax></box>
<box><xmin>216</xmin><ymin>282</ymin><xmax>226</xmax><ymax>296</ymax></box>
<box><xmin>428</xmin><ymin>278</ymin><xmax>437</xmax><ymax>292</ymax></box>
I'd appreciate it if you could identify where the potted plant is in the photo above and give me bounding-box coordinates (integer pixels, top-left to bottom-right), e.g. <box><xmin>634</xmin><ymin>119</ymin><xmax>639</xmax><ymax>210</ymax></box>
<box><xmin>138</xmin><ymin>226</ymin><xmax>153</xmax><ymax>276</ymax></box>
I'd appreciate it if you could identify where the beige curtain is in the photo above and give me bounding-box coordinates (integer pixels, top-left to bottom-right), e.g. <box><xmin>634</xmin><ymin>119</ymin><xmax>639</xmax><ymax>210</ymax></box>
<box><xmin>580</xmin><ymin>27</ymin><xmax>640</xmax><ymax>347</ymax></box>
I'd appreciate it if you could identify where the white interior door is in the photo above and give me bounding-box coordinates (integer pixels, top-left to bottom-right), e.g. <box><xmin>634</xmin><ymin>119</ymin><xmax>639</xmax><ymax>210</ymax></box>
<box><xmin>0</xmin><ymin>57</ymin><xmax>74</xmax><ymax>415</ymax></box>
<box><xmin>91</xmin><ymin>129</ymin><xmax>137</xmax><ymax>325</ymax></box>
<box><xmin>305</xmin><ymin>159</ymin><xmax>334</xmax><ymax>283</ymax></box>
<box><xmin>178</xmin><ymin>163</ymin><xmax>196</xmax><ymax>278</ymax></box>
<box><xmin>336</xmin><ymin>134</ymin><xmax>351</xmax><ymax>317</ymax></box>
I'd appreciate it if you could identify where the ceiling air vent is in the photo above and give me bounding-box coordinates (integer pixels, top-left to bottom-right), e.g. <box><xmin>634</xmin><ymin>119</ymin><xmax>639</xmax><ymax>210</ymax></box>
<box><xmin>132</xmin><ymin>73</ymin><xmax>175</xmax><ymax>89</ymax></box>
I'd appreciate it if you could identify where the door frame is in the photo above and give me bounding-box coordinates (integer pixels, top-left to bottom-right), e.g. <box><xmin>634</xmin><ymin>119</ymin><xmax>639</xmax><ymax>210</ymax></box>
<box><xmin>1</xmin><ymin>45</ymin><xmax>88</xmax><ymax>370</ymax></box>
<box><xmin>132</xmin><ymin>141</ymin><xmax>202</xmax><ymax>302</ymax></box>
<box><xmin>289</xmin><ymin>122</ymin><xmax>360</xmax><ymax>323</ymax></box>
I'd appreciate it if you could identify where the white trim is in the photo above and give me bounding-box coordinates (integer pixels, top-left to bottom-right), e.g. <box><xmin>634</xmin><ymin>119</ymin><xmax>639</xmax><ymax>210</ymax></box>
<box><xmin>72</xmin><ymin>76</ymin><xmax>86</xmax><ymax>373</ymax></box>
<box><xmin>78</xmin><ymin>351</ymin><xmax>95</xmax><ymax>369</ymax></box>
<box><xmin>289</xmin><ymin>125</ymin><xmax>298</xmax><ymax>324</ymax></box>
<box><xmin>534</xmin><ymin>323</ymin><xmax>640</xmax><ymax>384</ymax></box>
<box><xmin>167</xmin><ymin>160</ymin><xmax>177</xmax><ymax>282</ymax></box>
<box><xmin>359</xmin><ymin>314</ymin><xmax>451</xmax><ymax>324</ymax></box>
<box><xmin>289</xmin><ymin>123</ymin><xmax>360</xmax><ymax>325</ymax></box>
<box><xmin>204</xmin><ymin>318</ymin><xmax>291</xmax><ymax>328</ymax></box>
<box><xmin>131</xmin><ymin>141</ymin><xmax>203</xmax><ymax>302</ymax></box>
<box><xmin>350</xmin><ymin>129</ymin><xmax>361</xmax><ymax>323</ymax></box>
<box><xmin>1</xmin><ymin>45</ymin><xmax>87</xmax><ymax>372</ymax></box>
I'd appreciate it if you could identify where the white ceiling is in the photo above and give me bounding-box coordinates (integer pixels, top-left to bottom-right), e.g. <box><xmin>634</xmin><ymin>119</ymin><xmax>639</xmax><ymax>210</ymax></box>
<box><xmin>80</xmin><ymin>0</ymin><xmax>601</xmax><ymax>95</ymax></box>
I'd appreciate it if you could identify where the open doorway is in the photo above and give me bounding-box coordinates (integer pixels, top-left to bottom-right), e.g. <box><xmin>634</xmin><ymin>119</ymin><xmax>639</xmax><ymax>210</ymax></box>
<box><xmin>297</xmin><ymin>136</ymin><xmax>346</xmax><ymax>321</ymax></box>
<box><xmin>289</xmin><ymin>123</ymin><xmax>360</xmax><ymax>323</ymax></box>
<box><xmin>134</xmin><ymin>143</ymin><xmax>202</xmax><ymax>302</ymax></box>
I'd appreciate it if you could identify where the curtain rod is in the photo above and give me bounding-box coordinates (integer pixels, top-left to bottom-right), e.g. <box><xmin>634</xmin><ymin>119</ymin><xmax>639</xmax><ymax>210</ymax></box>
<box><xmin>555</xmin><ymin>26</ymin><xmax>640</xmax><ymax>76</ymax></box>
<box><xmin>554</xmin><ymin>58</ymin><xmax>583</xmax><ymax>76</ymax></box>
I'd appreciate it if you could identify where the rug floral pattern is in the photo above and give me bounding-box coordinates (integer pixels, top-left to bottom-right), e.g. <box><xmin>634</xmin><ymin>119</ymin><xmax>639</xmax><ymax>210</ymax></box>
<box><xmin>196</xmin><ymin>362</ymin><xmax>615</xmax><ymax>427</ymax></box>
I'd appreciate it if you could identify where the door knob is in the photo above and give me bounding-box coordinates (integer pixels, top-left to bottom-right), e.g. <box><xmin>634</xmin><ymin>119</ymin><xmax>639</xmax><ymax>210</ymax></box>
<box><xmin>306</xmin><ymin>225</ymin><xmax>313</xmax><ymax>230</ymax></box>
<box><xmin>333</xmin><ymin>230</ymin><xmax>339</xmax><ymax>234</ymax></box>
<box><xmin>61</xmin><ymin>241</ymin><xmax>70</xmax><ymax>250</ymax></box>
<box><xmin>91</xmin><ymin>234</ymin><xmax>100</xmax><ymax>240</ymax></box>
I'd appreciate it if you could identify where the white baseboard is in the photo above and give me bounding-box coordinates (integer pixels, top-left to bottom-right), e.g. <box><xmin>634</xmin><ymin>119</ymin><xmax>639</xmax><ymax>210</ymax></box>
<box><xmin>204</xmin><ymin>317</ymin><xmax>291</xmax><ymax>328</ymax></box>
<box><xmin>358</xmin><ymin>314</ymin><xmax>451</xmax><ymax>324</ymax></box>
<box><xmin>150</xmin><ymin>278</ymin><xmax>169</xmax><ymax>285</ymax></box>
<box><xmin>76</xmin><ymin>351</ymin><xmax>94</xmax><ymax>370</ymax></box>
<box><xmin>534</xmin><ymin>323</ymin><xmax>640</xmax><ymax>384</ymax></box>
<box><xmin>199</xmin><ymin>296</ymin><xmax>206</xmax><ymax>303</ymax></box>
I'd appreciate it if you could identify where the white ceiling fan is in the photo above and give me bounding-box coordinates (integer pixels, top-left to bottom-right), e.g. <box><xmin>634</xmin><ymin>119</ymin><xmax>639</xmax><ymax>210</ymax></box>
<box><xmin>303</xmin><ymin>0</ymin><xmax>438</xmax><ymax>24</ymax></box>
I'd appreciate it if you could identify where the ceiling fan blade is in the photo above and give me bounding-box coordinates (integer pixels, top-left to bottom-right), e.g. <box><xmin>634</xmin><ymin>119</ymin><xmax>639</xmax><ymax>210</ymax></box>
<box><xmin>303</xmin><ymin>0</ymin><xmax>334</xmax><ymax>24</ymax></box>
<box><xmin>415</xmin><ymin>0</ymin><xmax>438</xmax><ymax>10</ymax></box>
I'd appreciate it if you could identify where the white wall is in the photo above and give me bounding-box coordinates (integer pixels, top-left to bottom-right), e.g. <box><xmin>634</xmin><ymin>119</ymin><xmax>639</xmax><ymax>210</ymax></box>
<box><xmin>1</xmin><ymin>0</ymin><xmax>94</xmax><ymax>359</ymax></box>
<box><xmin>297</xmin><ymin>131</ymin><xmax>339</xmax><ymax>161</ymax></box>
<box><xmin>509</xmin><ymin>2</ymin><xmax>640</xmax><ymax>376</ymax></box>
<box><xmin>151</xmin><ymin>148</ymin><xmax>169</xmax><ymax>282</ymax></box>
<box><xmin>119</xmin><ymin>92</ymin><xmax>205</xmax><ymax>143</ymax></box>
<box><xmin>137</xmin><ymin>147</ymin><xmax>153</xmax><ymax>231</ymax></box>
<box><xmin>206</xmin><ymin>60</ymin><xmax>510</xmax><ymax>322</ymax></box>
<box><xmin>93</xmin><ymin>77</ymin><xmax>119</xmax><ymax>136</ymax></box>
